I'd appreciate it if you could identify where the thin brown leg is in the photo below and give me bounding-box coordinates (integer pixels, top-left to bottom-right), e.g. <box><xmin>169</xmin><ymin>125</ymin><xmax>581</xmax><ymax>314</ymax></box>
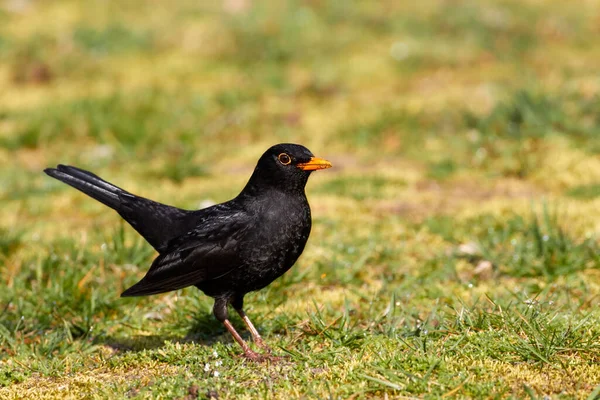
<box><xmin>222</xmin><ymin>319</ymin><xmax>261</xmax><ymax>361</ymax></box>
<box><xmin>236</xmin><ymin>309</ymin><xmax>272</xmax><ymax>353</ymax></box>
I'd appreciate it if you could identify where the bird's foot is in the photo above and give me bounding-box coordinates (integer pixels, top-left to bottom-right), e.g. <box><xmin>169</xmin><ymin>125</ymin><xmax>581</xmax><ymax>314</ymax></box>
<box><xmin>241</xmin><ymin>349</ymin><xmax>263</xmax><ymax>362</ymax></box>
<box><xmin>254</xmin><ymin>340</ymin><xmax>292</xmax><ymax>363</ymax></box>
<box><xmin>254</xmin><ymin>338</ymin><xmax>273</xmax><ymax>354</ymax></box>
<box><xmin>259</xmin><ymin>353</ymin><xmax>288</xmax><ymax>363</ymax></box>
<box><xmin>239</xmin><ymin>349</ymin><xmax>288</xmax><ymax>363</ymax></box>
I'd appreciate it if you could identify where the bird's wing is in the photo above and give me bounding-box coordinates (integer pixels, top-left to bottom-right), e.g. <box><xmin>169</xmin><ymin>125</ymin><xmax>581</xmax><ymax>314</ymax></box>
<box><xmin>121</xmin><ymin>207</ymin><xmax>253</xmax><ymax>297</ymax></box>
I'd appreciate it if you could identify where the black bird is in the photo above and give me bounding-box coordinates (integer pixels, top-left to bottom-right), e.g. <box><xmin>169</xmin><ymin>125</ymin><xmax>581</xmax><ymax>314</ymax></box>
<box><xmin>44</xmin><ymin>143</ymin><xmax>331</xmax><ymax>360</ymax></box>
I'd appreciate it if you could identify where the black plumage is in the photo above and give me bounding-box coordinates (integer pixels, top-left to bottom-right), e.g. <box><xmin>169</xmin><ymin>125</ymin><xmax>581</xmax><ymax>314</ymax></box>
<box><xmin>44</xmin><ymin>143</ymin><xmax>331</xmax><ymax>360</ymax></box>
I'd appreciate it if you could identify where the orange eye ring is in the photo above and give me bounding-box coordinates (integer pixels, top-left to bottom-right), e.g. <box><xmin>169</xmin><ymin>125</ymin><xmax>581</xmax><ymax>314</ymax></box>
<box><xmin>278</xmin><ymin>153</ymin><xmax>291</xmax><ymax>165</ymax></box>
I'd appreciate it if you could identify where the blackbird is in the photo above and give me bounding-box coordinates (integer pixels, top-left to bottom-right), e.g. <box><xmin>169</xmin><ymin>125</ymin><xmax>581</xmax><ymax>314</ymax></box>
<box><xmin>44</xmin><ymin>143</ymin><xmax>331</xmax><ymax>360</ymax></box>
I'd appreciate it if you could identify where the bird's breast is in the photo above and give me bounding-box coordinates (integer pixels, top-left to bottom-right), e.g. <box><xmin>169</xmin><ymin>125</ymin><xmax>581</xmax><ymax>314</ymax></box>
<box><xmin>236</xmin><ymin>193</ymin><xmax>311</xmax><ymax>291</ymax></box>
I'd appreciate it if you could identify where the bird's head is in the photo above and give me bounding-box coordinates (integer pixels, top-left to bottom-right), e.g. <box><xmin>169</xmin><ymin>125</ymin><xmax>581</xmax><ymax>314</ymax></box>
<box><xmin>244</xmin><ymin>143</ymin><xmax>332</xmax><ymax>194</ymax></box>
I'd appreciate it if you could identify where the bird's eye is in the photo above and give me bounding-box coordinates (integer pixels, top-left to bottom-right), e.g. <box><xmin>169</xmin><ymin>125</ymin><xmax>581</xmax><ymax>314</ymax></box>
<box><xmin>278</xmin><ymin>153</ymin><xmax>291</xmax><ymax>165</ymax></box>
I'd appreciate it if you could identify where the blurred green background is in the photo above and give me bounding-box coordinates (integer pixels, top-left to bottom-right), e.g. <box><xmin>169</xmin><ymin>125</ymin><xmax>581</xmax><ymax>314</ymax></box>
<box><xmin>1</xmin><ymin>0</ymin><xmax>599</xmax><ymax>398</ymax></box>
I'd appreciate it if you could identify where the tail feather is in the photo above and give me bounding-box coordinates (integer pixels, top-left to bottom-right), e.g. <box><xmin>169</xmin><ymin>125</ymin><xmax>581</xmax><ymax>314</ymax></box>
<box><xmin>44</xmin><ymin>164</ymin><xmax>200</xmax><ymax>254</ymax></box>
<box><xmin>44</xmin><ymin>166</ymin><xmax>124</xmax><ymax>211</ymax></box>
<box><xmin>56</xmin><ymin>164</ymin><xmax>125</xmax><ymax>194</ymax></box>
<box><xmin>121</xmin><ymin>279</ymin><xmax>175</xmax><ymax>297</ymax></box>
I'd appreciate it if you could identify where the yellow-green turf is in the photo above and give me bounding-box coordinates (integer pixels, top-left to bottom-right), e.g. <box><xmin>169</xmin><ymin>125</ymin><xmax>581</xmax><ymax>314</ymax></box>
<box><xmin>1</xmin><ymin>0</ymin><xmax>599</xmax><ymax>398</ymax></box>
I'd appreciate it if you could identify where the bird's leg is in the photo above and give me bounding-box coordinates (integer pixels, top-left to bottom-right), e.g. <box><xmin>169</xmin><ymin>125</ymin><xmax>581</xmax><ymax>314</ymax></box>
<box><xmin>213</xmin><ymin>298</ymin><xmax>260</xmax><ymax>361</ymax></box>
<box><xmin>237</xmin><ymin>309</ymin><xmax>272</xmax><ymax>353</ymax></box>
<box><xmin>222</xmin><ymin>320</ymin><xmax>261</xmax><ymax>360</ymax></box>
<box><xmin>232</xmin><ymin>296</ymin><xmax>272</xmax><ymax>354</ymax></box>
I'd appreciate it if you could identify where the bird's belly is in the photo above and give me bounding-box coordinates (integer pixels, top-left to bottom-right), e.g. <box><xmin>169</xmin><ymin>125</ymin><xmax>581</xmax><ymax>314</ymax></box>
<box><xmin>237</xmin><ymin>232</ymin><xmax>308</xmax><ymax>292</ymax></box>
<box><xmin>196</xmin><ymin>197</ymin><xmax>311</xmax><ymax>298</ymax></box>
<box><xmin>198</xmin><ymin>224</ymin><xmax>309</xmax><ymax>297</ymax></box>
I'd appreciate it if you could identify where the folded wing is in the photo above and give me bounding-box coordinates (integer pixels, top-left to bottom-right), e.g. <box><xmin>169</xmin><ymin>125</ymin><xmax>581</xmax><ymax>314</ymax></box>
<box><xmin>121</xmin><ymin>209</ymin><xmax>253</xmax><ymax>297</ymax></box>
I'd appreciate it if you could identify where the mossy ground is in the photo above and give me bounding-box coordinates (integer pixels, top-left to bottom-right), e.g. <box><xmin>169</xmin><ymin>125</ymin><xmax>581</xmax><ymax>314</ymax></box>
<box><xmin>1</xmin><ymin>0</ymin><xmax>599</xmax><ymax>398</ymax></box>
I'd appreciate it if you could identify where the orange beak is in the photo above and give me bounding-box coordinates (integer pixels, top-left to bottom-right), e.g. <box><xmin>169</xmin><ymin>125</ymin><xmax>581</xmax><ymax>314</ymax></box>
<box><xmin>297</xmin><ymin>157</ymin><xmax>333</xmax><ymax>171</ymax></box>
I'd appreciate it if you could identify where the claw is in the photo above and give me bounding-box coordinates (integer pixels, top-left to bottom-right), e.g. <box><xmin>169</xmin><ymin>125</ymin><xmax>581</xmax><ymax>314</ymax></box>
<box><xmin>241</xmin><ymin>349</ymin><xmax>263</xmax><ymax>362</ymax></box>
<box><xmin>254</xmin><ymin>338</ymin><xmax>273</xmax><ymax>354</ymax></box>
<box><xmin>239</xmin><ymin>349</ymin><xmax>288</xmax><ymax>363</ymax></box>
<box><xmin>261</xmin><ymin>354</ymin><xmax>287</xmax><ymax>363</ymax></box>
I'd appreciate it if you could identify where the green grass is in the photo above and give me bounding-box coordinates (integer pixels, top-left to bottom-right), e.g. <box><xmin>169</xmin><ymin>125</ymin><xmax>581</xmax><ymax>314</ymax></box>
<box><xmin>1</xmin><ymin>0</ymin><xmax>600</xmax><ymax>398</ymax></box>
<box><xmin>567</xmin><ymin>184</ymin><xmax>600</xmax><ymax>200</ymax></box>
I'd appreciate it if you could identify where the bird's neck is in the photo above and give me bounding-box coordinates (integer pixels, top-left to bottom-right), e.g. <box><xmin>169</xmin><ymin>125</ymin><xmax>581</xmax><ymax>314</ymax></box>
<box><xmin>240</xmin><ymin>167</ymin><xmax>309</xmax><ymax>197</ymax></box>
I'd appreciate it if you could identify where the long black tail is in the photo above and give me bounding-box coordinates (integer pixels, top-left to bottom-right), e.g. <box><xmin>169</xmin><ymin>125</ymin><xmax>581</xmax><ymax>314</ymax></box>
<box><xmin>44</xmin><ymin>165</ymin><xmax>199</xmax><ymax>253</ymax></box>
<box><xmin>44</xmin><ymin>165</ymin><xmax>126</xmax><ymax>211</ymax></box>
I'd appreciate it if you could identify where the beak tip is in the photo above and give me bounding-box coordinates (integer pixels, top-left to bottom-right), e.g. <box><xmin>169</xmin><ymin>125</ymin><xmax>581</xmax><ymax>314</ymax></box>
<box><xmin>298</xmin><ymin>157</ymin><xmax>332</xmax><ymax>171</ymax></box>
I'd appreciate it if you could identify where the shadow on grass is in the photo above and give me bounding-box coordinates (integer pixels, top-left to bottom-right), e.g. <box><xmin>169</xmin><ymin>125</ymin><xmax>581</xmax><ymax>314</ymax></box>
<box><xmin>100</xmin><ymin>312</ymin><xmax>252</xmax><ymax>352</ymax></box>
